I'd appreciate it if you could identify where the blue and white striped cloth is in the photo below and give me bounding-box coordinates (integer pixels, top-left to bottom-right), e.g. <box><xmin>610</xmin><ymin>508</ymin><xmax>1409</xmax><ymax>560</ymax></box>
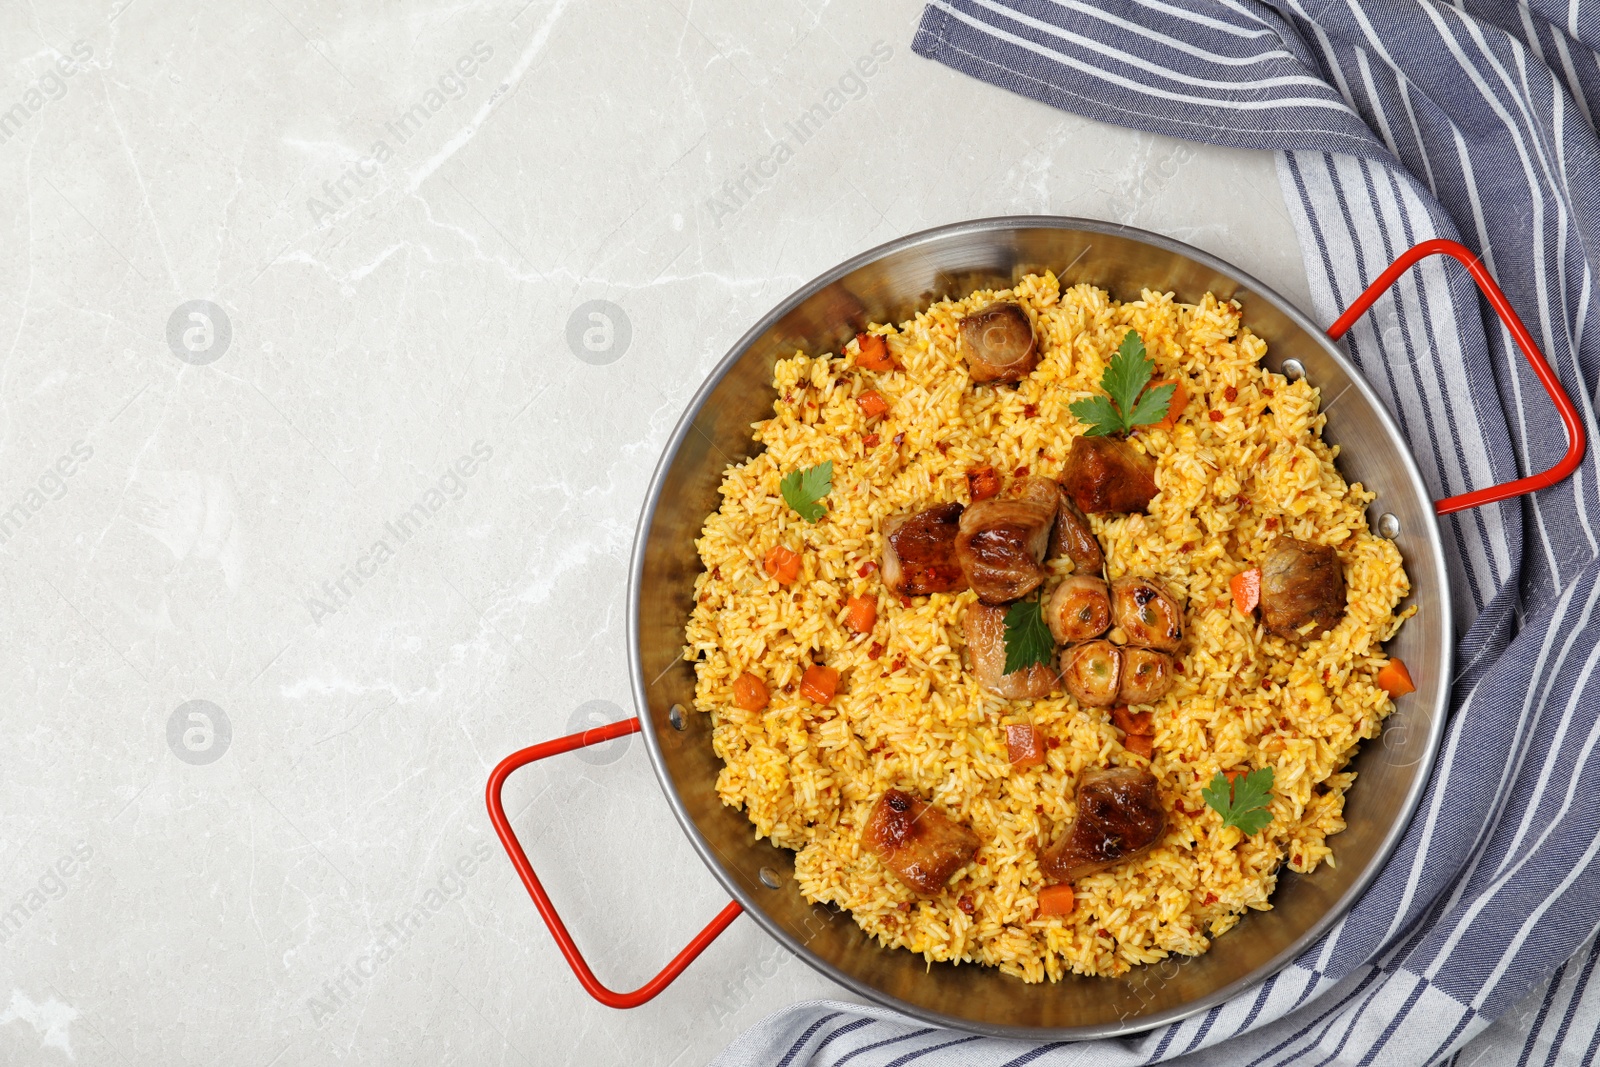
<box><xmin>715</xmin><ymin>2</ymin><xmax>1600</xmax><ymax>1064</ymax></box>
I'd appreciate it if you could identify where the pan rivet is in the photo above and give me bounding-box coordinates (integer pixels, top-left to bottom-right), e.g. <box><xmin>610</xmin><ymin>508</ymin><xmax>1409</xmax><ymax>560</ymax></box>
<box><xmin>1282</xmin><ymin>359</ymin><xmax>1305</xmax><ymax>382</ymax></box>
<box><xmin>668</xmin><ymin>704</ymin><xmax>687</xmax><ymax>731</ymax></box>
<box><xmin>1377</xmin><ymin>513</ymin><xmax>1400</xmax><ymax>538</ymax></box>
<box><xmin>758</xmin><ymin>867</ymin><xmax>781</xmax><ymax>889</ymax></box>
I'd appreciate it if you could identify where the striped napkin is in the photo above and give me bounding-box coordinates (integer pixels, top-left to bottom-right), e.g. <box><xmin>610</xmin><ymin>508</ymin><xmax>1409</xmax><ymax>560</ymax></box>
<box><xmin>714</xmin><ymin>2</ymin><xmax>1600</xmax><ymax>1065</ymax></box>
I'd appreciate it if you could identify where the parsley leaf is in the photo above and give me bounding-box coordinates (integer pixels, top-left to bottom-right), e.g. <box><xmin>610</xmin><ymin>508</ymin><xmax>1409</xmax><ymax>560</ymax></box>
<box><xmin>1002</xmin><ymin>597</ymin><xmax>1055</xmax><ymax>675</ymax></box>
<box><xmin>1201</xmin><ymin>767</ymin><xmax>1276</xmax><ymax>835</ymax></box>
<box><xmin>1068</xmin><ymin>329</ymin><xmax>1172</xmax><ymax>436</ymax></box>
<box><xmin>1066</xmin><ymin>395</ymin><xmax>1121</xmax><ymax>436</ymax></box>
<box><xmin>780</xmin><ymin>461</ymin><xmax>833</xmax><ymax>523</ymax></box>
<box><xmin>1124</xmin><ymin>381</ymin><xmax>1175</xmax><ymax>429</ymax></box>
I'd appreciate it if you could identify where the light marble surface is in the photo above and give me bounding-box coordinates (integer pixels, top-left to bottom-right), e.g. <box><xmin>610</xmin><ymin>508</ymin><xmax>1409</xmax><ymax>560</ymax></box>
<box><xmin>0</xmin><ymin>1</ymin><xmax>1312</xmax><ymax>1064</ymax></box>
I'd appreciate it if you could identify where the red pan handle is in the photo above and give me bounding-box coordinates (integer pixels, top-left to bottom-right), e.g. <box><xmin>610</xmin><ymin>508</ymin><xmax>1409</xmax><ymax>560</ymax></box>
<box><xmin>1326</xmin><ymin>238</ymin><xmax>1586</xmax><ymax>515</ymax></box>
<box><xmin>485</xmin><ymin>715</ymin><xmax>744</xmax><ymax>1008</ymax></box>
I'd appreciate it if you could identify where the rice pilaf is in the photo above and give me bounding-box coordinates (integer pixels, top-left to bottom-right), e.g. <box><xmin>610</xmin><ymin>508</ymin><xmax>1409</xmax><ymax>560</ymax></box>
<box><xmin>683</xmin><ymin>272</ymin><xmax>1412</xmax><ymax>981</ymax></box>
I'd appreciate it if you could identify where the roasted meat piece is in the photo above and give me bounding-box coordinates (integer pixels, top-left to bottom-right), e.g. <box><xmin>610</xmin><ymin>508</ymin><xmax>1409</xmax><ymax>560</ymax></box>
<box><xmin>1260</xmin><ymin>537</ymin><xmax>1347</xmax><ymax>639</ymax></box>
<box><xmin>963</xmin><ymin>602</ymin><xmax>1058</xmax><ymax>700</ymax></box>
<box><xmin>1040</xmin><ymin>767</ymin><xmax>1167</xmax><ymax>883</ymax></box>
<box><xmin>1060</xmin><ymin>639</ymin><xmax>1122</xmax><ymax>707</ymax></box>
<box><xmin>1061</xmin><ymin>436</ymin><xmax>1159</xmax><ymax>514</ymax></box>
<box><xmin>862</xmin><ymin>788</ymin><xmax>981</xmax><ymax>895</ymax></box>
<box><xmin>955</xmin><ymin>491</ymin><xmax>1057</xmax><ymax>604</ymax></box>
<box><xmin>1045</xmin><ymin>576</ymin><xmax>1112</xmax><ymax>644</ymax></box>
<box><xmin>882</xmin><ymin>503</ymin><xmax>967</xmax><ymax>597</ymax></box>
<box><xmin>1051</xmin><ymin>489</ymin><xmax>1104</xmax><ymax>574</ymax></box>
<box><xmin>1110</xmin><ymin>576</ymin><xmax>1184</xmax><ymax>652</ymax></box>
<box><xmin>1120</xmin><ymin>647</ymin><xmax>1175</xmax><ymax>704</ymax></box>
<box><xmin>959</xmin><ymin>302</ymin><xmax>1038</xmax><ymax>383</ymax></box>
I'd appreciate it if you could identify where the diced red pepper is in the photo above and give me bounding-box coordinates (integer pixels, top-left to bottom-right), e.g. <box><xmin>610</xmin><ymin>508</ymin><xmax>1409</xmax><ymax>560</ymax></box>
<box><xmin>1110</xmin><ymin>706</ymin><xmax>1154</xmax><ymax>736</ymax></box>
<box><xmin>763</xmin><ymin>545</ymin><xmax>801</xmax><ymax>585</ymax></box>
<box><xmin>844</xmin><ymin>595</ymin><xmax>877</xmax><ymax>634</ymax></box>
<box><xmin>1036</xmin><ymin>884</ymin><xmax>1075</xmax><ymax>918</ymax></box>
<box><xmin>856</xmin><ymin>390</ymin><xmax>889</xmax><ymax>419</ymax></box>
<box><xmin>1231</xmin><ymin>566</ymin><xmax>1262</xmax><ymax>614</ymax></box>
<box><xmin>1005</xmin><ymin>723</ymin><xmax>1046</xmax><ymax>768</ymax></box>
<box><xmin>1377</xmin><ymin>658</ymin><xmax>1415</xmax><ymax>696</ymax></box>
<box><xmin>967</xmin><ymin>466</ymin><xmax>1001</xmax><ymax>501</ymax></box>
<box><xmin>732</xmin><ymin>672</ymin><xmax>769</xmax><ymax>712</ymax></box>
<box><xmin>855</xmin><ymin>333</ymin><xmax>894</xmax><ymax>371</ymax></box>
<box><xmin>1151</xmin><ymin>379</ymin><xmax>1188</xmax><ymax>431</ymax></box>
<box><xmin>800</xmin><ymin>665</ymin><xmax>839</xmax><ymax>704</ymax></box>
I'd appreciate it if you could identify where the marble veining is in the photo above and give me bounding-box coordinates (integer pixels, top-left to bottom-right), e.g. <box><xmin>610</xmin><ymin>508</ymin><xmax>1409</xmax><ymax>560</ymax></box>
<box><xmin>0</xmin><ymin>0</ymin><xmax>1310</xmax><ymax>1063</ymax></box>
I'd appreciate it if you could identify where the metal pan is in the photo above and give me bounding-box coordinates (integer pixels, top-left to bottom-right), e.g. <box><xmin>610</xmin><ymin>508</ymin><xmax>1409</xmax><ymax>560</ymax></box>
<box><xmin>488</xmin><ymin>218</ymin><xmax>1584</xmax><ymax>1037</ymax></box>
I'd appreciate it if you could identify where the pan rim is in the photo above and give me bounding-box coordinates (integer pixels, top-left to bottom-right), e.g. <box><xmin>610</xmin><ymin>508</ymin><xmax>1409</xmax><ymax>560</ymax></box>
<box><xmin>628</xmin><ymin>214</ymin><xmax>1451</xmax><ymax>1039</ymax></box>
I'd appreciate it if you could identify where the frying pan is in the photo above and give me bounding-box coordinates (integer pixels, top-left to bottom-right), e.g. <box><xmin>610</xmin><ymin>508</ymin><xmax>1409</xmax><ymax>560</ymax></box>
<box><xmin>486</xmin><ymin>218</ymin><xmax>1584</xmax><ymax>1038</ymax></box>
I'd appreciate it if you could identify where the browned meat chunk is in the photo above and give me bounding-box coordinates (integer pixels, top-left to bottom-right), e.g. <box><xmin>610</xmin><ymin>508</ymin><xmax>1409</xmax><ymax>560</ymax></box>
<box><xmin>1045</xmin><ymin>576</ymin><xmax>1111</xmax><ymax>644</ymax></box>
<box><xmin>963</xmin><ymin>602</ymin><xmax>1058</xmax><ymax>700</ymax></box>
<box><xmin>1013</xmin><ymin>475</ymin><xmax>1060</xmax><ymax>509</ymax></box>
<box><xmin>1040</xmin><ymin>767</ymin><xmax>1167</xmax><ymax>883</ymax></box>
<box><xmin>959</xmin><ymin>302</ymin><xmax>1038</xmax><ymax>383</ymax></box>
<box><xmin>1110</xmin><ymin>576</ymin><xmax>1184</xmax><ymax>652</ymax></box>
<box><xmin>882</xmin><ymin>503</ymin><xmax>967</xmax><ymax>597</ymax></box>
<box><xmin>1260</xmin><ymin>537</ymin><xmax>1347</xmax><ymax>639</ymax></box>
<box><xmin>1051</xmin><ymin>489</ymin><xmax>1104</xmax><ymax>574</ymax></box>
<box><xmin>956</xmin><ymin>493</ymin><xmax>1057</xmax><ymax>604</ymax></box>
<box><xmin>1061</xmin><ymin>436</ymin><xmax>1159</xmax><ymax>514</ymax></box>
<box><xmin>1120</xmin><ymin>648</ymin><xmax>1175</xmax><ymax>704</ymax></box>
<box><xmin>862</xmin><ymin>788</ymin><xmax>981</xmax><ymax>895</ymax></box>
<box><xmin>1060</xmin><ymin>640</ymin><xmax>1122</xmax><ymax>707</ymax></box>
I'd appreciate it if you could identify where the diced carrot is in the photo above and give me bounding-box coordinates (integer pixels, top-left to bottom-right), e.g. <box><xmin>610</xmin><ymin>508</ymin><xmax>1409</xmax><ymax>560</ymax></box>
<box><xmin>732</xmin><ymin>672</ymin><xmax>769</xmax><ymax>712</ymax></box>
<box><xmin>763</xmin><ymin>545</ymin><xmax>801</xmax><ymax>585</ymax></box>
<box><xmin>1036</xmin><ymin>884</ymin><xmax>1075</xmax><ymax>918</ymax></box>
<box><xmin>844</xmin><ymin>594</ymin><xmax>877</xmax><ymax>634</ymax></box>
<box><xmin>1124</xmin><ymin>733</ymin><xmax>1154</xmax><ymax>759</ymax></box>
<box><xmin>1005</xmin><ymin>723</ymin><xmax>1046</xmax><ymax>768</ymax></box>
<box><xmin>799</xmin><ymin>665</ymin><xmax>839</xmax><ymax>705</ymax></box>
<box><xmin>856</xmin><ymin>390</ymin><xmax>889</xmax><ymax>419</ymax></box>
<box><xmin>855</xmin><ymin>332</ymin><xmax>894</xmax><ymax>371</ymax></box>
<box><xmin>1224</xmin><ymin>768</ymin><xmax>1247</xmax><ymax>785</ymax></box>
<box><xmin>1152</xmin><ymin>379</ymin><xmax>1188</xmax><ymax>431</ymax></box>
<box><xmin>1110</xmin><ymin>706</ymin><xmax>1154</xmax><ymax>736</ymax></box>
<box><xmin>1377</xmin><ymin>657</ymin><xmax>1415</xmax><ymax>697</ymax></box>
<box><xmin>1231</xmin><ymin>566</ymin><xmax>1262</xmax><ymax>614</ymax></box>
<box><xmin>967</xmin><ymin>465</ymin><xmax>1001</xmax><ymax>502</ymax></box>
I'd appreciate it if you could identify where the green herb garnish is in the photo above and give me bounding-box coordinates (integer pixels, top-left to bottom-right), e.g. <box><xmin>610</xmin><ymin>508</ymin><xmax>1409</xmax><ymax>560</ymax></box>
<box><xmin>1069</xmin><ymin>329</ymin><xmax>1174</xmax><ymax>436</ymax></box>
<box><xmin>1201</xmin><ymin>767</ymin><xmax>1276</xmax><ymax>834</ymax></box>
<box><xmin>780</xmin><ymin>461</ymin><xmax>833</xmax><ymax>523</ymax></box>
<box><xmin>1002</xmin><ymin>597</ymin><xmax>1054</xmax><ymax>675</ymax></box>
